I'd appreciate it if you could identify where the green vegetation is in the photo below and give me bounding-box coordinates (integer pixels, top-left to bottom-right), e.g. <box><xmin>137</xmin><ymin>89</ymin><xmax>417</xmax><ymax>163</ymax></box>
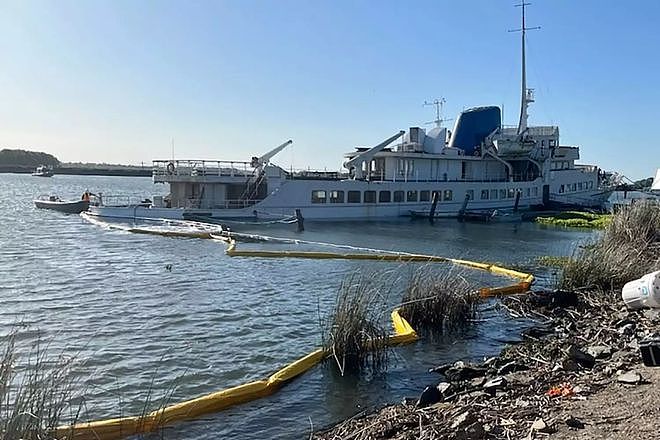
<box><xmin>560</xmin><ymin>201</ymin><xmax>660</xmax><ymax>291</ymax></box>
<box><xmin>536</xmin><ymin>255</ymin><xmax>570</xmax><ymax>268</ymax></box>
<box><xmin>0</xmin><ymin>149</ymin><xmax>60</xmax><ymax>167</ymax></box>
<box><xmin>321</xmin><ymin>271</ymin><xmax>392</xmax><ymax>375</ymax></box>
<box><xmin>399</xmin><ymin>266</ymin><xmax>479</xmax><ymax>335</ymax></box>
<box><xmin>0</xmin><ymin>327</ymin><xmax>80</xmax><ymax>440</ymax></box>
<box><xmin>322</xmin><ymin>265</ymin><xmax>482</xmax><ymax>374</ymax></box>
<box><xmin>536</xmin><ymin>211</ymin><xmax>612</xmax><ymax>229</ymax></box>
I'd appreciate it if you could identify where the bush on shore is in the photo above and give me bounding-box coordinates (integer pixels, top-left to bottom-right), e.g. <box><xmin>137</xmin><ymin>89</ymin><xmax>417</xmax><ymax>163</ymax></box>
<box><xmin>560</xmin><ymin>201</ymin><xmax>660</xmax><ymax>291</ymax></box>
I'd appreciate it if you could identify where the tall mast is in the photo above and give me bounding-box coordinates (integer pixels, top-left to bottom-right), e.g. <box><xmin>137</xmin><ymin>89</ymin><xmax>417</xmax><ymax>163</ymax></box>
<box><xmin>424</xmin><ymin>98</ymin><xmax>449</xmax><ymax>128</ymax></box>
<box><xmin>511</xmin><ymin>3</ymin><xmax>539</xmax><ymax>135</ymax></box>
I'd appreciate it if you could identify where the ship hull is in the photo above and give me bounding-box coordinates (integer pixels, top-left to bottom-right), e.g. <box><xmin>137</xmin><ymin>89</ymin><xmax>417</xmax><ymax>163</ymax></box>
<box><xmin>88</xmin><ymin>177</ymin><xmax>603</xmax><ymax>221</ymax></box>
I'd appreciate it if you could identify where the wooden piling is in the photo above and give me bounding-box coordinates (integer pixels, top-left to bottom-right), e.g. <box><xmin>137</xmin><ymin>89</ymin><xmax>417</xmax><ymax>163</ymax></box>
<box><xmin>429</xmin><ymin>192</ymin><xmax>439</xmax><ymax>224</ymax></box>
<box><xmin>295</xmin><ymin>209</ymin><xmax>304</xmax><ymax>232</ymax></box>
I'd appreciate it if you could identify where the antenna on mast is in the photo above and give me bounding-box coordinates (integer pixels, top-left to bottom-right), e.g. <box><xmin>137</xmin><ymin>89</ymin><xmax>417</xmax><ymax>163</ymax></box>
<box><xmin>424</xmin><ymin>98</ymin><xmax>452</xmax><ymax>127</ymax></box>
<box><xmin>509</xmin><ymin>3</ymin><xmax>540</xmax><ymax>135</ymax></box>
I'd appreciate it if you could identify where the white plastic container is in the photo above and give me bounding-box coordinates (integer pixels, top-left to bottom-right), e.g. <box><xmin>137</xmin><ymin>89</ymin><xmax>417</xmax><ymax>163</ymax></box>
<box><xmin>622</xmin><ymin>270</ymin><xmax>660</xmax><ymax>309</ymax></box>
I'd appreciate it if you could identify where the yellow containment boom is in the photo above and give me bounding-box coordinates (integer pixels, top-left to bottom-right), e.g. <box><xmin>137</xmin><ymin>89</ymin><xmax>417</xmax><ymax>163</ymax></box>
<box><xmin>224</xmin><ymin>240</ymin><xmax>534</xmax><ymax>298</ymax></box>
<box><xmin>52</xmin><ymin>307</ymin><xmax>420</xmax><ymax>440</ymax></box>
<box><xmin>58</xmin><ymin>229</ymin><xmax>534</xmax><ymax>440</ymax></box>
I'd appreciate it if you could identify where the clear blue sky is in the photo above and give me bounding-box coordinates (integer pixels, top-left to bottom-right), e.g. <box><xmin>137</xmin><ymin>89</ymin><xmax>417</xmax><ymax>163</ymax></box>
<box><xmin>1</xmin><ymin>0</ymin><xmax>658</xmax><ymax>179</ymax></box>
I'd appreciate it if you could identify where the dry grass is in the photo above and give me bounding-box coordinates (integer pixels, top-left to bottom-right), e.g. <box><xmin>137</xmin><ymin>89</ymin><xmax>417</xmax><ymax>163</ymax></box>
<box><xmin>399</xmin><ymin>265</ymin><xmax>479</xmax><ymax>335</ymax></box>
<box><xmin>561</xmin><ymin>201</ymin><xmax>660</xmax><ymax>291</ymax></box>
<box><xmin>321</xmin><ymin>271</ymin><xmax>394</xmax><ymax>376</ymax></box>
<box><xmin>0</xmin><ymin>327</ymin><xmax>83</xmax><ymax>440</ymax></box>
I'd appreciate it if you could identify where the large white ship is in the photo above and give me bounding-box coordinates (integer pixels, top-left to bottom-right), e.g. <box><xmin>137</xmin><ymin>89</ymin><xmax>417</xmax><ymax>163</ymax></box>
<box><xmin>90</xmin><ymin>6</ymin><xmax>611</xmax><ymax>222</ymax></box>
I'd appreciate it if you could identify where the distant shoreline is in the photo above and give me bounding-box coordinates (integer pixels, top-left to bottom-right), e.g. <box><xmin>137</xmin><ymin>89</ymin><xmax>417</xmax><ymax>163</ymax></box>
<box><xmin>0</xmin><ymin>165</ymin><xmax>151</xmax><ymax>177</ymax></box>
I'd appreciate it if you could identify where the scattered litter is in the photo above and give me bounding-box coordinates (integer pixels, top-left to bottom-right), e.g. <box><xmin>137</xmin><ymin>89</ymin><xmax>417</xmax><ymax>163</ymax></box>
<box><xmin>546</xmin><ymin>382</ymin><xmax>574</xmax><ymax>398</ymax></box>
<box><xmin>616</xmin><ymin>371</ymin><xmax>642</xmax><ymax>385</ymax></box>
<box><xmin>621</xmin><ymin>270</ymin><xmax>660</xmax><ymax>310</ymax></box>
<box><xmin>639</xmin><ymin>333</ymin><xmax>660</xmax><ymax>367</ymax></box>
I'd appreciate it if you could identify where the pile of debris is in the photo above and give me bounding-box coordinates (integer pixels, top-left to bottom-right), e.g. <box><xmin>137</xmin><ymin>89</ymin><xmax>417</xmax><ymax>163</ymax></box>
<box><xmin>313</xmin><ymin>289</ymin><xmax>660</xmax><ymax>439</ymax></box>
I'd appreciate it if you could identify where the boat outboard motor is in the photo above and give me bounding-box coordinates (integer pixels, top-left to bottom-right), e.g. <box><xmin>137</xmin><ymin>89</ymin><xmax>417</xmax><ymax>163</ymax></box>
<box><xmin>448</xmin><ymin>106</ymin><xmax>501</xmax><ymax>156</ymax></box>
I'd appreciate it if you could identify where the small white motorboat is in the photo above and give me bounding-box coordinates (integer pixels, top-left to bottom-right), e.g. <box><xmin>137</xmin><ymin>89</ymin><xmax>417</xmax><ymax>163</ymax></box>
<box><xmin>32</xmin><ymin>165</ymin><xmax>54</xmax><ymax>177</ymax></box>
<box><xmin>34</xmin><ymin>195</ymin><xmax>89</xmax><ymax>213</ymax></box>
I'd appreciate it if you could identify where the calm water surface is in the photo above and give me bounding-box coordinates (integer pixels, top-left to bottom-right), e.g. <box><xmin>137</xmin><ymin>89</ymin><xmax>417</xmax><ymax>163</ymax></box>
<box><xmin>0</xmin><ymin>173</ymin><xmax>595</xmax><ymax>439</ymax></box>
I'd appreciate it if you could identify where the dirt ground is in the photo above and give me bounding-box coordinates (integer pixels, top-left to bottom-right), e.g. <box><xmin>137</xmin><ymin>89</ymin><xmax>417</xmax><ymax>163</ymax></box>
<box><xmin>551</xmin><ymin>366</ymin><xmax>660</xmax><ymax>440</ymax></box>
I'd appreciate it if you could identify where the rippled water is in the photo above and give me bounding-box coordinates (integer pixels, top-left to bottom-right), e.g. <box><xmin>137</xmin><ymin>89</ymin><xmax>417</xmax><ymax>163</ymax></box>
<box><xmin>0</xmin><ymin>173</ymin><xmax>595</xmax><ymax>439</ymax></box>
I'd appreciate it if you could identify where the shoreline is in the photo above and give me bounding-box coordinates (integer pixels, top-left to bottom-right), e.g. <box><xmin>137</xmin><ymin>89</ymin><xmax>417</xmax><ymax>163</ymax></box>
<box><xmin>0</xmin><ymin>165</ymin><xmax>151</xmax><ymax>177</ymax></box>
<box><xmin>313</xmin><ymin>289</ymin><xmax>660</xmax><ymax>439</ymax></box>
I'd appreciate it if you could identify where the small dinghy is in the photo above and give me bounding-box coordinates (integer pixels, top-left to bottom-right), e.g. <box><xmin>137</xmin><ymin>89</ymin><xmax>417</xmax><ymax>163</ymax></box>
<box><xmin>34</xmin><ymin>195</ymin><xmax>89</xmax><ymax>214</ymax></box>
<box><xmin>458</xmin><ymin>209</ymin><xmax>523</xmax><ymax>223</ymax></box>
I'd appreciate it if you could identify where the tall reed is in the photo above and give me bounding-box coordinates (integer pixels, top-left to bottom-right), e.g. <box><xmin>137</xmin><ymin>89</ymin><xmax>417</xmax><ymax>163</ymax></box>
<box><xmin>0</xmin><ymin>328</ymin><xmax>82</xmax><ymax>440</ymax></box>
<box><xmin>399</xmin><ymin>265</ymin><xmax>479</xmax><ymax>334</ymax></box>
<box><xmin>560</xmin><ymin>201</ymin><xmax>660</xmax><ymax>291</ymax></box>
<box><xmin>321</xmin><ymin>271</ymin><xmax>393</xmax><ymax>375</ymax></box>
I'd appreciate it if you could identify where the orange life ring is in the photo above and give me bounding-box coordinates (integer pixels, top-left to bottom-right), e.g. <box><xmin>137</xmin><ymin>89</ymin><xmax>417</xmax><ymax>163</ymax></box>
<box><xmin>167</xmin><ymin>162</ymin><xmax>175</xmax><ymax>174</ymax></box>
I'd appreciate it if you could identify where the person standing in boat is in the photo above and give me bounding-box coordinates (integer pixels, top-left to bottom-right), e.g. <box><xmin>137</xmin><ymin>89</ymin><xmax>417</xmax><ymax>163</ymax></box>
<box><xmin>81</xmin><ymin>190</ymin><xmax>91</xmax><ymax>202</ymax></box>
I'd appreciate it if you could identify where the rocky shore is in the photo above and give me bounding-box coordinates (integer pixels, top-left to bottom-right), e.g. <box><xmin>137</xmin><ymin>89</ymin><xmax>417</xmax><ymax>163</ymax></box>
<box><xmin>313</xmin><ymin>289</ymin><xmax>660</xmax><ymax>440</ymax></box>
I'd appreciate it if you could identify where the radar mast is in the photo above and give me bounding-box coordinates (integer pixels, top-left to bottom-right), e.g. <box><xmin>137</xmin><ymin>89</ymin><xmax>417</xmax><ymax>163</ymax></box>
<box><xmin>510</xmin><ymin>3</ymin><xmax>540</xmax><ymax>135</ymax></box>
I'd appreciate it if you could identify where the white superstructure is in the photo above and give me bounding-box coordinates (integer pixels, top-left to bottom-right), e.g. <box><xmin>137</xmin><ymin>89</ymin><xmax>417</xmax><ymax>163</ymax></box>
<box><xmin>652</xmin><ymin>169</ymin><xmax>660</xmax><ymax>192</ymax></box>
<box><xmin>89</xmin><ymin>6</ymin><xmax>611</xmax><ymax>222</ymax></box>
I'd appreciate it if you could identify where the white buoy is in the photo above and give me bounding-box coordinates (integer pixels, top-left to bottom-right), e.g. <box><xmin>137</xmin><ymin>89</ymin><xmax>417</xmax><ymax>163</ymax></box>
<box><xmin>621</xmin><ymin>270</ymin><xmax>660</xmax><ymax>309</ymax></box>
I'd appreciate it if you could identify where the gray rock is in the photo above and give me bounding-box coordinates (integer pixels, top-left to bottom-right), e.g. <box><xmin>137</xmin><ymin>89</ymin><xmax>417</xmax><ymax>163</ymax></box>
<box><xmin>444</xmin><ymin>362</ymin><xmax>487</xmax><ymax>382</ymax></box>
<box><xmin>561</xmin><ymin>357</ymin><xmax>580</xmax><ymax>371</ymax></box>
<box><xmin>586</xmin><ymin>345</ymin><xmax>612</xmax><ymax>359</ymax></box>
<box><xmin>416</xmin><ymin>381</ymin><xmax>454</xmax><ymax>407</ymax></box>
<box><xmin>455</xmin><ymin>421</ymin><xmax>486</xmax><ymax>440</ymax></box>
<box><xmin>567</xmin><ymin>345</ymin><xmax>596</xmax><ymax>369</ymax></box>
<box><xmin>483</xmin><ymin>376</ymin><xmax>507</xmax><ymax>394</ymax></box>
<box><xmin>451</xmin><ymin>411</ymin><xmax>477</xmax><ymax>430</ymax></box>
<box><xmin>437</xmin><ymin>381</ymin><xmax>453</xmax><ymax>394</ymax></box>
<box><xmin>504</xmin><ymin>371</ymin><xmax>535</xmax><ymax>386</ymax></box>
<box><xmin>617</xmin><ymin>371</ymin><xmax>642</xmax><ymax>385</ymax></box>
<box><xmin>470</xmin><ymin>376</ymin><xmax>486</xmax><ymax>388</ymax></box>
<box><xmin>531</xmin><ymin>417</ymin><xmax>554</xmax><ymax>433</ymax></box>
<box><xmin>416</xmin><ymin>385</ymin><xmax>441</xmax><ymax>408</ymax></box>
<box><xmin>643</xmin><ymin>309</ymin><xmax>660</xmax><ymax>321</ymax></box>
<box><xmin>565</xmin><ymin>416</ymin><xmax>585</xmax><ymax>429</ymax></box>
<box><xmin>619</xmin><ymin>323</ymin><xmax>636</xmax><ymax>336</ymax></box>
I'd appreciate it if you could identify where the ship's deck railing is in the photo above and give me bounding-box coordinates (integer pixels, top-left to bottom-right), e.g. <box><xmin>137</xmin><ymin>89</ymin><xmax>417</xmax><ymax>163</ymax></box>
<box><xmin>153</xmin><ymin>160</ymin><xmax>255</xmax><ymax>178</ymax></box>
<box><xmin>98</xmin><ymin>194</ymin><xmax>152</xmax><ymax>207</ymax></box>
<box><xmin>348</xmin><ymin>171</ymin><xmax>539</xmax><ymax>183</ymax></box>
<box><xmin>286</xmin><ymin>170</ymin><xmax>348</xmax><ymax>180</ymax></box>
<box><xmin>168</xmin><ymin>198</ymin><xmax>259</xmax><ymax>209</ymax></box>
<box><xmin>500</xmin><ymin>126</ymin><xmax>559</xmax><ymax>136</ymax></box>
<box><xmin>575</xmin><ymin>164</ymin><xmax>599</xmax><ymax>173</ymax></box>
<box><xmin>100</xmin><ymin>194</ymin><xmax>259</xmax><ymax>210</ymax></box>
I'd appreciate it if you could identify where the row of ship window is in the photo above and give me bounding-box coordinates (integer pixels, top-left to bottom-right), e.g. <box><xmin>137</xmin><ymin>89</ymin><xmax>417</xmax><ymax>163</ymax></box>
<box><xmin>311</xmin><ymin>187</ymin><xmax>540</xmax><ymax>204</ymax></box>
<box><xmin>558</xmin><ymin>181</ymin><xmax>594</xmax><ymax>193</ymax></box>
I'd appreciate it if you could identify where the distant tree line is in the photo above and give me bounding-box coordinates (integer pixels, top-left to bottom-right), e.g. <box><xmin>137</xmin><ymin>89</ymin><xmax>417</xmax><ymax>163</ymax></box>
<box><xmin>0</xmin><ymin>149</ymin><xmax>60</xmax><ymax>167</ymax></box>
